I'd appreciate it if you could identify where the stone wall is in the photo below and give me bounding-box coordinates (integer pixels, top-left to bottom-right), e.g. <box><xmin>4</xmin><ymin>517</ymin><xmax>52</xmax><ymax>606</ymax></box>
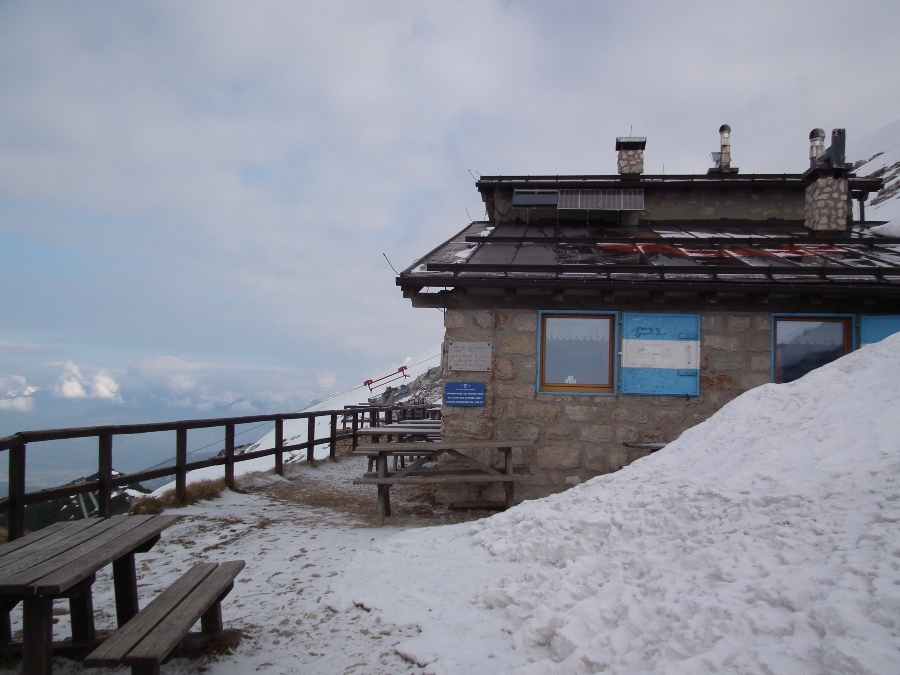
<box><xmin>439</xmin><ymin>307</ymin><xmax>773</xmax><ymax>502</ymax></box>
<box><xmin>617</xmin><ymin>149</ymin><xmax>644</xmax><ymax>175</ymax></box>
<box><xmin>642</xmin><ymin>186</ymin><xmax>805</xmax><ymax>222</ymax></box>
<box><xmin>482</xmin><ymin>185</ymin><xmax>806</xmax><ymax>223</ymax></box>
<box><xmin>805</xmin><ymin>176</ymin><xmax>850</xmax><ymax>231</ymax></box>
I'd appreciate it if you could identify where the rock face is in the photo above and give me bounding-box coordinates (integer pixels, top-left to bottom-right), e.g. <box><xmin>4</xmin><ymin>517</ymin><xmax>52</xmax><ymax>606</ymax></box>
<box><xmin>368</xmin><ymin>366</ymin><xmax>443</xmax><ymax>406</ymax></box>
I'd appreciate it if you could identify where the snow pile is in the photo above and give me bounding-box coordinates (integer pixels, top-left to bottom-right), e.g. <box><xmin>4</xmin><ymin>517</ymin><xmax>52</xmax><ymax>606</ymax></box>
<box><xmin>342</xmin><ymin>333</ymin><xmax>900</xmax><ymax>674</ymax></box>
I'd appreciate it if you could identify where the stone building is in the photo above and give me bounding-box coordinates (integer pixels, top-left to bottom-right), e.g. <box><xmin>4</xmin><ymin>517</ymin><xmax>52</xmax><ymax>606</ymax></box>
<box><xmin>397</xmin><ymin>126</ymin><xmax>900</xmax><ymax>501</ymax></box>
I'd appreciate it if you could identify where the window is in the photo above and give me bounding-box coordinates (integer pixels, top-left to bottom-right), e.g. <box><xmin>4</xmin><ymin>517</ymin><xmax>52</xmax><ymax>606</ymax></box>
<box><xmin>773</xmin><ymin>316</ymin><xmax>852</xmax><ymax>383</ymax></box>
<box><xmin>538</xmin><ymin>313</ymin><xmax>615</xmax><ymax>394</ymax></box>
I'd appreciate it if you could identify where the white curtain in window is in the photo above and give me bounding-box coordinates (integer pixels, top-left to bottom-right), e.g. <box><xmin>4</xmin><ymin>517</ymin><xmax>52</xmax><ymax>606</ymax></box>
<box><xmin>777</xmin><ymin>321</ymin><xmax>844</xmax><ymax>346</ymax></box>
<box><xmin>546</xmin><ymin>318</ymin><xmax>608</xmax><ymax>341</ymax></box>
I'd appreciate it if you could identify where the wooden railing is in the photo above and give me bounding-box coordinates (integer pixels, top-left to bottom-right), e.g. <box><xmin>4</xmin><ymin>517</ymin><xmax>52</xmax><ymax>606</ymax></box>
<box><xmin>0</xmin><ymin>403</ymin><xmax>438</xmax><ymax>540</ymax></box>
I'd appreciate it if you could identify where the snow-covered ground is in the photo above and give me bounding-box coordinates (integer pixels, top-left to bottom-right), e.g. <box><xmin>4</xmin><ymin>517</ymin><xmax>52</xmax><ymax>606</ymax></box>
<box><xmin>8</xmin><ymin>333</ymin><xmax>899</xmax><ymax>674</ymax></box>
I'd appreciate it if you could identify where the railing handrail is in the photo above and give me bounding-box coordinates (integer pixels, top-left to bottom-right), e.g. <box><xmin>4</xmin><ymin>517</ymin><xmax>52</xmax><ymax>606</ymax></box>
<box><xmin>0</xmin><ymin>402</ymin><xmax>440</xmax><ymax>540</ymax></box>
<box><xmin>0</xmin><ymin>402</ymin><xmax>437</xmax><ymax>449</ymax></box>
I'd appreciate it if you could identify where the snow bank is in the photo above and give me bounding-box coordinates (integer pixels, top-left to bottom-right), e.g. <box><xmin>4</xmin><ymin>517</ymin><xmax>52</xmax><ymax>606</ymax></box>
<box><xmin>342</xmin><ymin>334</ymin><xmax>900</xmax><ymax>674</ymax></box>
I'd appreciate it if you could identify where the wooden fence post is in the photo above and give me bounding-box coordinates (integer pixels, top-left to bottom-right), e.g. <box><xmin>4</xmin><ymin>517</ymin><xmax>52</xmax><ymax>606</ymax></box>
<box><xmin>8</xmin><ymin>444</ymin><xmax>26</xmax><ymax>541</ymax></box>
<box><xmin>352</xmin><ymin>411</ymin><xmax>359</xmax><ymax>450</ymax></box>
<box><xmin>175</xmin><ymin>428</ymin><xmax>187</xmax><ymax>503</ymax></box>
<box><xmin>329</xmin><ymin>413</ymin><xmax>337</xmax><ymax>459</ymax></box>
<box><xmin>225</xmin><ymin>424</ymin><xmax>235</xmax><ymax>490</ymax></box>
<box><xmin>98</xmin><ymin>434</ymin><xmax>113</xmax><ymax>518</ymax></box>
<box><xmin>307</xmin><ymin>416</ymin><xmax>315</xmax><ymax>464</ymax></box>
<box><xmin>275</xmin><ymin>419</ymin><xmax>284</xmax><ymax>476</ymax></box>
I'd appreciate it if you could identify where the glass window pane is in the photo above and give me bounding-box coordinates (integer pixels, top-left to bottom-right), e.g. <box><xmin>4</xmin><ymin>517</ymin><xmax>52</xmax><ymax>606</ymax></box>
<box><xmin>775</xmin><ymin>319</ymin><xmax>849</xmax><ymax>383</ymax></box>
<box><xmin>543</xmin><ymin>316</ymin><xmax>611</xmax><ymax>388</ymax></box>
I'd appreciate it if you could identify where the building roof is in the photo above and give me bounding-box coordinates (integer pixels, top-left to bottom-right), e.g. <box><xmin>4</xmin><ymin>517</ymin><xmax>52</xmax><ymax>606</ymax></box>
<box><xmin>398</xmin><ymin>170</ymin><xmax>899</xmax><ymax>305</ymax></box>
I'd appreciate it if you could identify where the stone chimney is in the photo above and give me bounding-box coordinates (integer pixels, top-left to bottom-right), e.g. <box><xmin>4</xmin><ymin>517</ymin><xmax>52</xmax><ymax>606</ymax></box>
<box><xmin>805</xmin><ymin>128</ymin><xmax>850</xmax><ymax>232</ymax></box>
<box><xmin>616</xmin><ymin>137</ymin><xmax>646</xmax><ymax>175</ymax></box>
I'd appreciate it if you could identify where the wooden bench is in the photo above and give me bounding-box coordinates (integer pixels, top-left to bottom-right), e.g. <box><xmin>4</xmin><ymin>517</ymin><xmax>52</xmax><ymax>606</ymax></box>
<box><xmin>352</xmin><ymin>441</ymin><xmax>531</xmax><ymax>525</ymax></box>
<box><xmin>84</xmin><ymin>560</ymin><xmax>245</xmax><ymax>675</ymax></box>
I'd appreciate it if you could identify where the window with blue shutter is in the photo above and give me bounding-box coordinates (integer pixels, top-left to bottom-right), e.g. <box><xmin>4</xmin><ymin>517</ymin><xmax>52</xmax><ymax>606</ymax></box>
<box><xmin>860</xmin><ymin>316</ymin><xmax>900</xmax><ymax>346</ymax></box>
<box><xmin>620</xmin><ymin>314</ymin><xmax>701</xmax><ymax>395</ymax></box>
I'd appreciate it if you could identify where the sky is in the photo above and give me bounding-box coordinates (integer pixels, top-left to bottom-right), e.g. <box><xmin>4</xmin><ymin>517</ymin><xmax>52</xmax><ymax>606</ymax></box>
<box><xmin>2</xmin><ymin>0</ymin><xmax>900</xmax><ymax>438</ymax></box>
<box><xmin>8</xmin><ymin>332</ymin><xmax>898</xmax><ymax>674</ymax></box>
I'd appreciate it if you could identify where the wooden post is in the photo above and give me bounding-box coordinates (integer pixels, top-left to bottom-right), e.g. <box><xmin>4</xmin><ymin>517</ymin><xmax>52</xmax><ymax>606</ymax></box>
<box><xmin>22</xmin><ymin>595</ymin><xmax>53</xmax><ymax>675</ymax></box>
<box><xmin>352</xmin><ymin>411</ymin><xmax>359</xmax><ymax>451</ymax></box>
<box><xmin>275</xmin><ymin>419</ymin><xmax>284</xmax><ymax>476</ymax></box>
<box><xmin>113</xmin><ymin>555</ymin><xmax>139</xmax><ymax>625</ymax></box>
<box><xmin>224</xmin><ymin>423</ymin><xmax>235</xmax><ymax>490</ymax></box>
<box><xmin>385</xmin><ymin>408</ymin><xmax>393</xmax><ymax>426</ymax></box>
<box><xmin>8</xmin><ymin>444</ymin><xmax>26</xmax><ymax>541</ymax></box>
<box><xmin>175</xmin><ymin>427</ymin><xmax>187</xmax><ymax>504</ymax></box>
<box><xmin>98</xmin><ymin>433</ymin><xmax>113</xmax><ymax>518</ymax></box>
<box><xmin>329</xmin><ymin>413</ymin><xmax>337</xmax><ymax>459</ymax></box>
<box><xmin>307</xmin><ymin>416</ymin><xmax>315</xmax><ymax>464</ymax></box>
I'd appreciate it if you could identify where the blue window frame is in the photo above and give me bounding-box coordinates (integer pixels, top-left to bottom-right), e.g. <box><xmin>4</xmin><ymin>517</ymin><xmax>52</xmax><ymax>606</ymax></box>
<box><xmin>537</xmin><ymin>311</ymin><xmax>617</xmax><ymax>395</ymax></box>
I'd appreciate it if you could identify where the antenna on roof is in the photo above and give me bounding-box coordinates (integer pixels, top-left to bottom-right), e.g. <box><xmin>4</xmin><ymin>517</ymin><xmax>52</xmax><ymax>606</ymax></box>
<box><xmin>466</xmin><ymin>209</ymin><xmax>473</xmax><ymax>221</ymax></box>
<box><xmin>382</xmin><ymin>253</ymin><xmax>399</xmax><ymax>275</ymax></box>
<box><xmin>468</xmin><ymin>169</ymin><xmax>480</xmax><ymax>180</ymax></box>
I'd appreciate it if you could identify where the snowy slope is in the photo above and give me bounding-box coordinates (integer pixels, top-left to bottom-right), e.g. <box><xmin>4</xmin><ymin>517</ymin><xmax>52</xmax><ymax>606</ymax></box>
<box><xmin>853</xmin><ymin>117</ymin><xmax>900</xmax><ymax>233</ymax></box>
<box><xmin>336</xmin><ymin>333</ymin><xmax>900</xmax><ymax>674</ymax></box>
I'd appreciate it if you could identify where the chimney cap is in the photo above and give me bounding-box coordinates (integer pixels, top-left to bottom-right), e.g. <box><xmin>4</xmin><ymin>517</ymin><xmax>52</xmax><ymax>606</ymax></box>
<box><xmin>810</xmin><ymin>128</ymin><xmax>826</xmax><ymax>140</ymax></box>
<box><xmin>719</xmin><ymin>124</ymin><xmax>731</xmax><ymax>135</ymax></box>
<box><xmin>615</xmin><ymin>136</ymin><xmax>647</xmax><ymax>150</ymax></box>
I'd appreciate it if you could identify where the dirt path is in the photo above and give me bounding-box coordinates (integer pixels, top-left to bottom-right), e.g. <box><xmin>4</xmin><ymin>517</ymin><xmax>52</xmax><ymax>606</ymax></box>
<box><xmin>249</xmin><ymin>453</ymin><xmax>500</xmax><ymax>528</ymax></box>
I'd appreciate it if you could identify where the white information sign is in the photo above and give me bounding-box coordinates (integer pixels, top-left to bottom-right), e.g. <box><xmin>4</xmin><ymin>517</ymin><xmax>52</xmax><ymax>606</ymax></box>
<box><xmin>448</xmin><ymin>341</ymin><xmax>492</xmax><ymax>372</ymax></box>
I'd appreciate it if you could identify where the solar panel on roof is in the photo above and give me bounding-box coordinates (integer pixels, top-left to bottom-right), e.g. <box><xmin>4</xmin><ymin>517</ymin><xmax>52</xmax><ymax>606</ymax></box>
<box><xmin>512</xmin><ymin>191</ymin><xmax>559</xmax><ymax>207</ymax></box>
<box><xmin>558</xmin><ymin>189</ymin><xmax>645</xmax><ymax>211</ymax></box>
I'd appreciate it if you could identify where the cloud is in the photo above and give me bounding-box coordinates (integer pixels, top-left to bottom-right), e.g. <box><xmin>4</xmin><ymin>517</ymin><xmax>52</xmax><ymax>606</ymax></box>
<box><xmin>0</xmin><ymin>396</ymin><xmax>35</xmax><ymax>413</ymax></box>
<box><xmin>52</xmin><ymin>361</ymin><xmax>122</xmax><ymax>401</ymax></box>
<box><xmin>1</xmin><ymin>0</ymin><xmax>898</xmax><ymax>419</ymax></box>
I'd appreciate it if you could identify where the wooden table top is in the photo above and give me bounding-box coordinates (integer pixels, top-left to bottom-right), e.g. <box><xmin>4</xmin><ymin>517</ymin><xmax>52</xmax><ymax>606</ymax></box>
<box><xmin>0</xmin><ymin>514</ymin><xmax>180</xmax><ymax>596</ymax></box>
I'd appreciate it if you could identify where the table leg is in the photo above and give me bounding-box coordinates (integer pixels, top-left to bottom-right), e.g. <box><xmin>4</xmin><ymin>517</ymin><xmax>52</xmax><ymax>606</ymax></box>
<box><xmin>68</xmin><ymin>577</ymin><xmax>96</xmax><ymax>642</ymax></box>
<box><xmin>23</xmin><ymin>595</ymin><xmax>53</xmax><ymax>675</ymax></box>
<box><xmin>113</xmin><ymin>552</ymin><xmax>139</xmax><ymax>626</ymax></box>
<box><xmin>376</xmin><ymin>454</ymin><xmax>391</xmax><ymax>526</ymax></box>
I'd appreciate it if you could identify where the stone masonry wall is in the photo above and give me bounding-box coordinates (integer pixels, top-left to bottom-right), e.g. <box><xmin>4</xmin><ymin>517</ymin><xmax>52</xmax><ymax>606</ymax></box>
<box><xmin>805</xmin><ymin>176</ymin><xmax>850</xmax><ymax>231</ymax></box>
<box><xmin>439</xmin><ymin>308</ymin><xmax>772</xmax><ymax>502</ymax></box>
<box><xmin>617</xmin><ymin>150</ymin><xmax>644</xmax><ymax>175</ymax></box>
<box><xmin>643</xmin><ymin>187</ymin><xmax>805</xmax><ymax>222</ymax></box>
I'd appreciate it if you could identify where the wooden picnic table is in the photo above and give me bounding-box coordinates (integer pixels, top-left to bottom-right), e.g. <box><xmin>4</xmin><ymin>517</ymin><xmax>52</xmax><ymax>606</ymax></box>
<box><xmin>0</xmin><ymin>514</ymin><xmax>179</xmax><ymax>675</ymax></box>
<box><xmin>352</xmin><ymin>440</ymin><xmax>531</xmax><ymax>526</ymax></box>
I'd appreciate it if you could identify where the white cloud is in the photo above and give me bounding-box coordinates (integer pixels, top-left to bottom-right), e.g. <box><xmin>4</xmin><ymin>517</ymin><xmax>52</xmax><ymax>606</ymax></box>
<box><xmin>52</xmin><ymin>361</ymin><xmax>122</xmax><ymax>401</ymax></box>
<box><xmin>55</xmin><ymin>362</ymin><xmax>88</xmax><ymax>399</ymax></box>
<box><xmin>91</xmin><ymin>373</ymin><xmax>120</xmax><ymax>400</ymax></box>
<box><xmin>0</xmin><ymin>396</ymin><xmax>35</xmax><ymax>413</ymax></box>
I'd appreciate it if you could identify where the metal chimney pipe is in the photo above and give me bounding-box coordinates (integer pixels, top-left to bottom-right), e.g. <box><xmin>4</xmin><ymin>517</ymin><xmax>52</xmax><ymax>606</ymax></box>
<box><xmin>719</xmin><ymin>124</ymin><xmax>731</xmax><ymax>170</ymax></box>
<box><xmin>809</xmin><ymin>128</ymin><xmax>826</xmax><ymax>167</ymax></box>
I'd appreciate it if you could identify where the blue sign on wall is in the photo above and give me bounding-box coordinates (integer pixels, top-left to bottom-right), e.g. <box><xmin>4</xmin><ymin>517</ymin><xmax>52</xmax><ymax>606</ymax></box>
<box><xmin>445</xmin><ymin>382</ymin><xmax>486</xmax><ymax>407</ymax></box>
